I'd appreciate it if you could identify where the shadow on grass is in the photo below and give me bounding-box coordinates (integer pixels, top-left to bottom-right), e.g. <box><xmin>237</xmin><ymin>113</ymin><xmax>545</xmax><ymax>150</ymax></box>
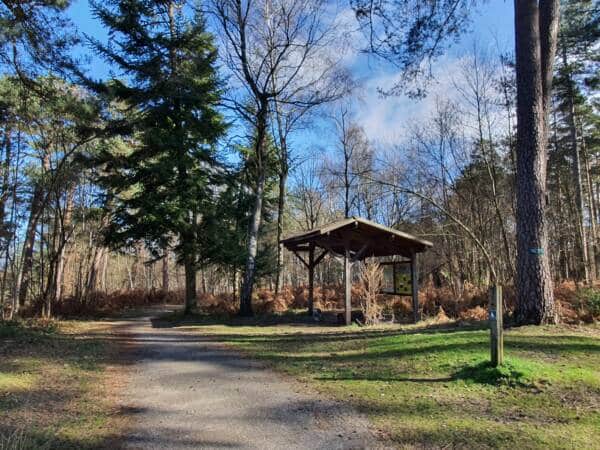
<box><xmin>452</xmin><ymin>361</ymin><xmax>533</xmax><ymax>386</ymax></box>
<box><xmin>314</xmin><ymin>362</ymin><xmax>531</xmax><ymax>386</ymax></box>
<box><xmin>151</xmin><ymin>309</ymin><xmax>340</xmax><ymax>329</ymax></box>
<box><xmin>152</xmin><ymin>310</ymin><xmax>599</xmax><ymax>360</ymax></box>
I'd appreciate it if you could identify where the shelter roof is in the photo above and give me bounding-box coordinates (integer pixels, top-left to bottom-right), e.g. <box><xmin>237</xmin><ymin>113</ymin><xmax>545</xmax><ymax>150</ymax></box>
<box><xmin>281</xmin><ymin>216</ymin><xmax>433</xmax><ymax>259</ymax></box>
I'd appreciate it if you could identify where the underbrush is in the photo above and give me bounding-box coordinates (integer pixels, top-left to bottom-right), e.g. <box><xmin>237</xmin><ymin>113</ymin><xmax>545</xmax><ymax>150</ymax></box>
<box><xmin>18</xmin><ymin>279</ymin><xmax>600</xmax><ymax>324</ymax></box>
<box><xmin>196</xmin><ymin>280</ymin><xmax>599</xmax><ymax>324</ymax></box>
<box><xmin>28</xmin><ymin>288</ymin><xmax>184</xmax><ymax>318</ymax></box>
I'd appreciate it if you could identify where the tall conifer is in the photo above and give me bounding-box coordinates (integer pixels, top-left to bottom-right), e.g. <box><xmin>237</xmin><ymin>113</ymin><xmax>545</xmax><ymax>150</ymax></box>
<box><xmin>91</xmin><ymin>0</ymin><xmax>226</xmax><ymax>313</ymax></box>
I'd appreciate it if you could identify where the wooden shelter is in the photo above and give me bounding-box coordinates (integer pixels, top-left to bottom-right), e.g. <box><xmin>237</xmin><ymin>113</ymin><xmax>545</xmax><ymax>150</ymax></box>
<box><xmin>281</xmin><ymin>217</ymin><xmax>433</xmax><ymax>325</ymax></box>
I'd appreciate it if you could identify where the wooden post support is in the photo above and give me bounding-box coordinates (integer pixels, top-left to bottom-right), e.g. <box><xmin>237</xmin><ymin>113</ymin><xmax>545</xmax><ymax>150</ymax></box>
<box><xmin>489</xmin><ymin>284</ymin><xmax>504</xmax><ymax>367</ymax></box>
<box><xmin>308</xmin><ymin>243</ymin><xmax>315</xmax><ymax>316</ymax></box>
<box><xmin>344</xmin><ymin>247</ymin><xmax>352</xmax><ymax>326</ymax></box>
<box><xmin>411</xmin><ymin>251</ymin><xmax>420</xmax><ymax>323</ymax></box>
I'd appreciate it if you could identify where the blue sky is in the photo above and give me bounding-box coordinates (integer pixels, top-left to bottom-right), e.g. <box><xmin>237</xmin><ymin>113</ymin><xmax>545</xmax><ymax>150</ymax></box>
<box><xmin>67</xmin><ymin>0</ymin><xmax>516</xmax><ymax>161</ymax></box>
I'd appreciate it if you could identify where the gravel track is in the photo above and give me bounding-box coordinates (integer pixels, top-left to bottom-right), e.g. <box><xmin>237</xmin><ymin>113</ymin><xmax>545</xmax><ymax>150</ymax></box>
<box><xmin>114</xmin><ymin>313</ymin><xmax>381</xmax><ymax>450</ymax></box>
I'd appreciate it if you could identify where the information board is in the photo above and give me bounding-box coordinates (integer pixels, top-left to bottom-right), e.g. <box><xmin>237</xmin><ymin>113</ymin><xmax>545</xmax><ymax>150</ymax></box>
<box><xmin>381</xmin><ymin>261</ymin><xmax>412</xmax><ymax>295</ymax></box>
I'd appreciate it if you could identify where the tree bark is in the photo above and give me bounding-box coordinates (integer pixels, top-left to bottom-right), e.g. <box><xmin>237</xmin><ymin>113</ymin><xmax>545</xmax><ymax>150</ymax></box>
<box><xmin>240</xmin><ymin>101</ymin><xmax>268</xmax><ymax>317</ymax></box>
<box><xmin>162</xmin><ymin>251</ymin><xmax>170</xmax><ymax>291</ymax></box>
<box><xmin>0</xmin><ymin>125</ymin><xmax>12</xmax><ymax>237</ymax></box>
<box><xmin>15</xmin><ymin>152</ymin><xmax>50</xmax><ymax>312</ymax></box>
<box><xmin>562</xmin><ymin>46</ymin><xmax>589</xmax><ymax>282</ymax></box>
<box><xmin>273</xmin><ymin>96</ymin><xmax>288</xmax><ymax>298</ymax></box>
<box><xmin>275</xmin><ymin>165</ymin><xmax>287</xmax><ymax>297</ymax></box>
<box><xmin>183</xmin><ymin>253</ymin><xmax>197</xmax><ymax>314</ymax></box>
<box><xmin>514</xmin><ymin>0</ymin><xmax>558</xmax><ymax>325</ymax></box>
<box><xmin>50</xmin><ymin>187</ymin><xmax>74</xmax><ymax>314</ymax></box>
<box><xmin>86</xmin><ymin>246</ymin><xmax>105</xmax><ymax>296</ymax></box>
<box><xmin>581</xmin><ymin>130</ymin><xmax>598</xmax><ymax>279</ymax></box>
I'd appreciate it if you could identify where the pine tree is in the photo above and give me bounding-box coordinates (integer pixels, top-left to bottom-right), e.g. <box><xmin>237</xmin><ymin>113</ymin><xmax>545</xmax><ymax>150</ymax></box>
<box><xmin>552</xmin><ymin>0</ymin><xmax>600</xmax><ymax>282</ymax></box>
<box><xmin>0</xmin><ymin>1</ymin><xmax>77</xmax><ymax>83</ymax></box>
<box><xmin>90</xmin><ymin>0</ymin><xmax>226</xmax><ymax>313</ymax></box>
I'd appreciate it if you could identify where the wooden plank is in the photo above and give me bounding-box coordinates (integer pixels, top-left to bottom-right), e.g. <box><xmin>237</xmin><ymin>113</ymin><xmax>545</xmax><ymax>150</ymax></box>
<box><xmin>314</xmin><ymin>249</ymin><xmax>328</xmax><ymax>266</ymax></box>
<box><xmin>308</xmin><ymin>243</ymin><xmax>315</xmax><ymax>316</ymax></box>
<box><xmin>344</xmin><ymin>246</ymin><xmax>352</xmax><ymax>326</ymax></box>
<box><xmin>292</xmin><ymin>250</ymin><xmax>310</xmax><ymax>269</ymax></box>
<box><xmin>350</xmin><ymin>240</ymin><xmax>371</xmax><ymax>262</ymax></box>
<box><xmin>411</xmin><ymin>252</ymin><xmax>420</xmax><ymax>323</ymax></box>
<box><xmin>489</xmin><ymin>285</ymin><xmax>504</xmax><ymax>366</ymax></box>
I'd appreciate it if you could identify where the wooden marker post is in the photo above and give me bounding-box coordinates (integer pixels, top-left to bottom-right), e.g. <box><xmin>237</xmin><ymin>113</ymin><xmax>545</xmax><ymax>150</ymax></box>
<box><xmin>489</xmin><ymin>284</ymin><xmax>503</xmax><ymax>367</ymax></box>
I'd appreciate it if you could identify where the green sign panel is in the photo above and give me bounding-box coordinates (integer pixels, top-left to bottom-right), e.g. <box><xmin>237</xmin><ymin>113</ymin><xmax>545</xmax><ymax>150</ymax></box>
<box><xmin>382</xmin><ymin>262</ymin><xmax>412</xmax><ymax>296</ymax></box>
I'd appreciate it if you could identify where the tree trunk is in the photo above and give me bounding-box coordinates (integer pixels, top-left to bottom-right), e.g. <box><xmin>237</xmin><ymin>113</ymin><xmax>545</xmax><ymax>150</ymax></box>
<box><xmin>240</xmin><ymin>168</ymin><xmax>265</xmax><ymax>316</ymax></box>
<box><xmin>562</xmin><ymin>47</ymin><xmax>589</xmax><ymax>282</ymax></box>
<box><xmin>162</xmin><ymin>251</ymin><xmax>170</xmax><ymax>291</ymax></box>
<box><xmin>101</xmin><ymin>251</ymin><xmax>108</xmax><ymax>292</ymax></box>
<box><xmin>513</xmin><ymin>0</ymin><xmax>558</xmax><ymax>325</ymax></box>
<box><xmin>53</xmin><ymin>188</ymin><xmax>74</xmax><ymax>306</ymax></box>
<box><xmin>581</xmin><ymin>131</ymin><xmax>598</xmax><ymax>279</ymax></box>
<box><xmin>0</xmin><ymin>125</ymin><xmax>12</xmax><ymax>236</ymax></box>
<box><xmin>15</xmin><ymin>152</ymin><xmax>50</xmax><ymax>312</ymax></box>
<box><xmin>240</xmin><ymin>103</ymin><xmax>268</xmax><ymax>317</ymax></box>
<box><xmin>86</xmin><ymin>246</ymin><xmax>105</xmax><ymax>296</ymax></box>
<box><xmin>275</xmin><ymin>168</ymin><xmax>287</xmax><ymax>296</ymax></box>
<box><xmin>183</xmin><ymin>253</ymin><xmax>196</xmax><ymax>314</ymax></box>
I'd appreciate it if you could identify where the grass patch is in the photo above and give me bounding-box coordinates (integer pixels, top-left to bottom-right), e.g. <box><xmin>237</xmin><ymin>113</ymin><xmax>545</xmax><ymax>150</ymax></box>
<box><xmin>172</xmin><ymin>317</ymin><xmax>600</xmax><ymax>449</ymax></box>
<box><xmin>0</xmin><ymin>319</ymin><xmax>127</xmax><ymax>449</ymax></box>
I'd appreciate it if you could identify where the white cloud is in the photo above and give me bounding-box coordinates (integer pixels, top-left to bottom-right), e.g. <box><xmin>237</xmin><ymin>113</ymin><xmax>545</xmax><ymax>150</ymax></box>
<box><xmin>352</xmin><ymin>55</ymin><xmax>467</xmax><ymax>145</ymax></box>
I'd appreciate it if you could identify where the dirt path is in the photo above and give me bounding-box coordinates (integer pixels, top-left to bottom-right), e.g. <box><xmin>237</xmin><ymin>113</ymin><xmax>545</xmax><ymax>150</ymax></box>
<box><xmin>112</xmin><ymin>311</ymin><xmax>380</xmax><ymax>449</ymax></box>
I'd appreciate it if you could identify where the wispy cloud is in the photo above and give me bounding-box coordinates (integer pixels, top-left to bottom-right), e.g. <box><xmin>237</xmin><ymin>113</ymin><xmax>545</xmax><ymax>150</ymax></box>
<box><xmin>352</xmin><ymin>55</ymin><xmax>466</xmax><ymax>145</ymax></box>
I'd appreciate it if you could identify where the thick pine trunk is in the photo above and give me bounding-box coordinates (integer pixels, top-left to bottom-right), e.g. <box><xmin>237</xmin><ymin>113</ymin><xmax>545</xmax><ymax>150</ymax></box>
<box><xmin>514</xmin><ymin>0</ymin><xmax>558</xmax><ymax>325</ymax></box>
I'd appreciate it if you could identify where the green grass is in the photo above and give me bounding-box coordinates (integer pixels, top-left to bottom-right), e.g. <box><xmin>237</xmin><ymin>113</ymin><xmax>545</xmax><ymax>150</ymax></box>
<box><xmin>171</xmin><ymin>314</ymin><xmax>600</xmax><ymax>449</ymax></box>
<box><xmin>0</xmin><ymin>319</ymin><xmax>125</xmax><ymax>449</ymax></box>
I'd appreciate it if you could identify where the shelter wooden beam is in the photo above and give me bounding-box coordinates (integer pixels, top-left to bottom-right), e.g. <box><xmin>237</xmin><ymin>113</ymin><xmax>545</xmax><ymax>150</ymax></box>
<box><xmin>292</xmin><ymin>250</ymin><xmax>310</xmax><ymax>269</ymax></box>
<box><xmin>314</xmin><ymin>249</ymin><xmax>328</xmax><ymax>266</ymax></box>
<box><xmin>308</xmin><ymin>243</ymin><xmax>315</xmax><ymax>316</ymax></box>
<box><xmin>351</xmin><ymin>240</ymin><xmax>371</xmax><ymax>262</ymax></box>
<box><xmin>411</xmin><ymin>251</ymin><xmax>420</xmax><ymax>323</ymax></box>
<box><xmin>344</xmin><ymin>244</ymin><xmax>352</xmax><ymax>326</ymax></box>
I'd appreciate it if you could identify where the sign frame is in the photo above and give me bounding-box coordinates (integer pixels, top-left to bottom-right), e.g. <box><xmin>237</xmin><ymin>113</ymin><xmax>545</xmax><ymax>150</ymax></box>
<box><xmin>380</xmin><ymin>261</ymin><xmax>413</xmax><ymax>296</ymax></box>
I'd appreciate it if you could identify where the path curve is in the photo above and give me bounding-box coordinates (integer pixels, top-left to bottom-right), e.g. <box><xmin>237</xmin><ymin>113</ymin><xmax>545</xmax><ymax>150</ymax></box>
<box><xmin>113</xmin><ymin>312</ymin><xmax>380</xmax><ymax>449</ymax></box>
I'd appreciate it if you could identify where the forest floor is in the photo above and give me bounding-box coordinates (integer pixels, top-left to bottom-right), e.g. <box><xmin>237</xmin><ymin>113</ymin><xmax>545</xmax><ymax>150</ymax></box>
<box><xmin>0</xmin><ymin>316</ymin><xmax>131</xmax><ymax>449</ymax></box>
<box><xmin>162</xmin><ymin>311</ymin><xmax>600</xmax><ymax>449</ymax></box>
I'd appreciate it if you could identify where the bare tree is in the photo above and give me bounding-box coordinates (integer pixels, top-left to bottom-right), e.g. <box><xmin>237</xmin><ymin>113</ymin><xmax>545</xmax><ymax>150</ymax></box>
<box><xmin>212</xmin><ymin>0</ymin><xmax>346</xmax><ymax>315</ymax></box>
<box><xmin>325</xmin><ymin>107</ymin><xmax>372</xmax><ymax>218</ymax></box>
<box><xmin>290</xmin><ymin>156</ymin><xmax>326</xmax><ymax>231</ymax></box>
